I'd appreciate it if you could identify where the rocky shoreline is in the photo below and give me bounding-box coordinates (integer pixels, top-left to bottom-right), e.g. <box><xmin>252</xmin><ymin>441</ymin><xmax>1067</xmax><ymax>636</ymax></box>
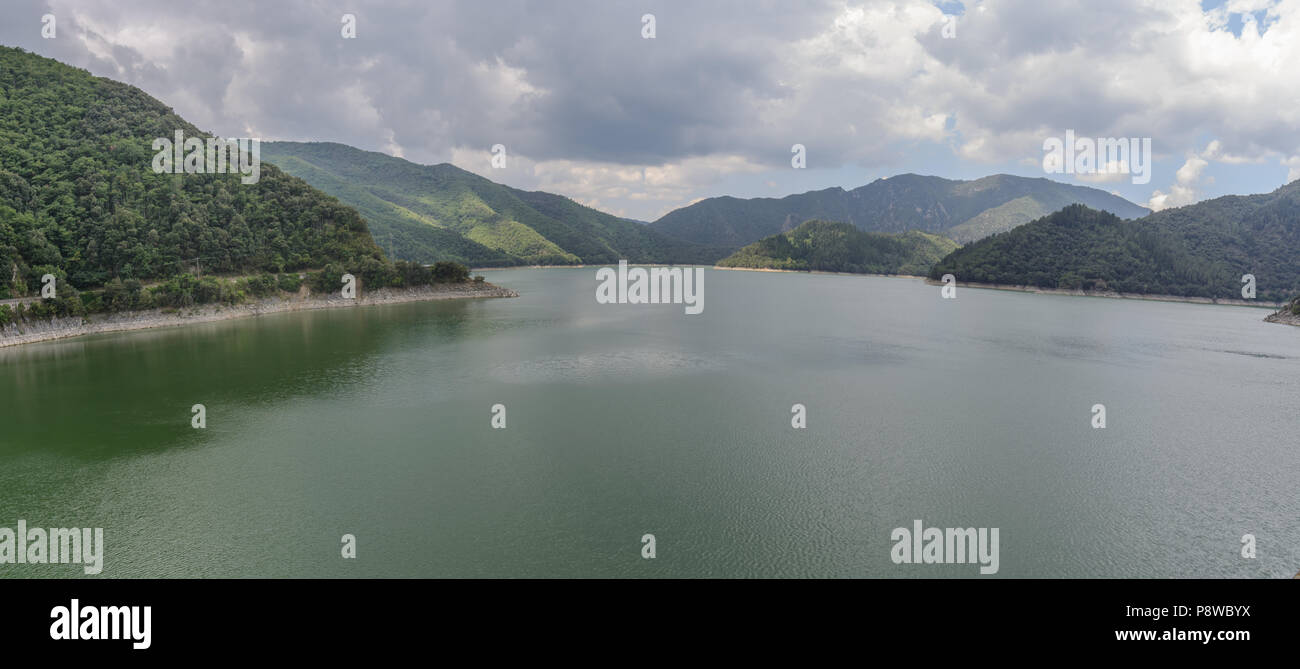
<box><xmin>1265</xmin><ymin>302</ymin><xmax>1300</xmax><ymax>326</ymax></box>
<box><xmin>0</xmin><ymin>282</ymin><xmax>518</xmax><ymax>348</ymax></box>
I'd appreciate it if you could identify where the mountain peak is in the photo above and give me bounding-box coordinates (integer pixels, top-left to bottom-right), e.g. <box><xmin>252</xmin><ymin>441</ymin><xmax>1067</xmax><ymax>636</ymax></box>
<box><xmin>650</xmin><ymin>171</ymin><xmax>1149</xmax><ymax>249</ymax></box>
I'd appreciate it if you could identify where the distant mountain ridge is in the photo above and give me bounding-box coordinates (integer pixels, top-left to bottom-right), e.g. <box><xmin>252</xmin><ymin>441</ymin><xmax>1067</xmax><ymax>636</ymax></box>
<box><xmin>262</xmin><ymin>143</ymin><xmax>1154</xmax><ymax>268</ymax></box>
<box><xmin>262</xmin><ymin>142</ymin><xmax>724</xmax><ymax>267</ymax></box>
<box><xmin>649</xmin><ymin>173</ymin><xmax>1150</xmax><ymax>249</ymax></box>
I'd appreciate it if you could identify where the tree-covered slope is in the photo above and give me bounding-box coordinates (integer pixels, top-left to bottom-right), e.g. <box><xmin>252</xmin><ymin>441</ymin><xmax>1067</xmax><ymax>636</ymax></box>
<box><xmin>262</xmin><ymin>141</ymin><xmax>725</xmax><ymax>266</ymax></box>
<box><xmin>249</xmin><ymin>150</ymin><xmax>515</xmax><ymax>267</ymax></box>
<box><xmin>1137</xmin><ymin>183</ymin><xmax>1300</xmax><ymax>302</ymax></box>
<box><xmin>0</xmin><ymin>46</ymin><xmax>390</xmax><ymax>300</ymax></box>
<box><xmin>718</xmin><ymin>220</ymin><xmax>959</xmax><ymax>276</ymax></box>
<box><xmin>929</xmin><ymin>192</ymin><xmax>1300</xmax><ymax>302</ymax></box>
<box><xmin>650</xmin><ymin>173</ymin><xmax>1150</xmax><ymax>250</ymax></box>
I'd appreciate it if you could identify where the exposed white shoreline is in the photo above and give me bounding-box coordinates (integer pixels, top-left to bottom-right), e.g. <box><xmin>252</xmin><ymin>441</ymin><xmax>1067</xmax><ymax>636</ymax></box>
<box><xmin>717</xmin><ymin>266</ymin><xmax>1291</xmax><ymax>314</ymax></box>
<box><xmin>921</xmin><ymin>278</ymin><xmax>1284</xmax><ymax>309</ymax></box>
<box><xmin>0</xmin><ymin>282</ymin><xmax>518</xmax><ymax>349</ymax></box>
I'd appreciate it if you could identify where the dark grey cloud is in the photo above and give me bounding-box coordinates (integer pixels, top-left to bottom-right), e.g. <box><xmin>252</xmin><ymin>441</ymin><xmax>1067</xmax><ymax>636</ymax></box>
<box><xmin>2</xmin><ymin>0</ymin><xmax>841</xmax><ymax>164</ymax></box>
<box><xmin>3</xmin><ymin>0</ymin><xmax>1298</xmax><ymax>218</ymax></box>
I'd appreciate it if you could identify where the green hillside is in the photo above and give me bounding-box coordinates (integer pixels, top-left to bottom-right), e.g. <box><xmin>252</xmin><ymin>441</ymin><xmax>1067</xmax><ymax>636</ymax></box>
<box><xmin>262</xmin><ymin>141</ymin><xmax>725</xmax><ymax>266</ymax></box>
<box><xmin>718</xmin><ymin>220</ymin><xmax>959</xmax><ymax>276</ymax></box>
<box><xmin>930</xmin><ymin>193</ymin><xmax>1300</xmax><ymax>302</ymax></box>
<box><xmin>0</xmin><ymin>47</ymin><xmax>407</xmax><ymax>299</ymax></box>
<box><xmin>0</xmin><ymin>45</ymin><xmax>481</xmax><ymax>327</ymax></box>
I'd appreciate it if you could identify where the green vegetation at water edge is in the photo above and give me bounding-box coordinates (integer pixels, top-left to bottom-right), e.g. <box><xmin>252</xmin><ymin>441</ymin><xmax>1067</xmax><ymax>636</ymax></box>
<box><xmin>0</xmin><ymin>261</ymin><xmax>474</xmax><ymax>328</ymax></box>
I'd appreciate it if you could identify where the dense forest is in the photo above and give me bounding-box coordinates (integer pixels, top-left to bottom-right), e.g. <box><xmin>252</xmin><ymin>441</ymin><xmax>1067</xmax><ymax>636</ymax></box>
<box><xmin>262</xmin><ymin>141</ymin><xmax>727</xmax><ymax>266</ymax></box>
<box><xmin>718</xmin><ymin>220</ymin><xmax>960</xmax><ymax>275</ymax></box>
<box><xmin>0</xmin><ymin>46</ymin><xmax>462</xmax><ymax>320</ymax></box>
<box><xmin>651</xmin><ymin>173</ymin><xmax>1149</xmax><ymax>249</ymax></box>
<box><xmin>929</xmin><ymin>197</ymin><xmax>1300</xmax><ymax>302</ymax></box>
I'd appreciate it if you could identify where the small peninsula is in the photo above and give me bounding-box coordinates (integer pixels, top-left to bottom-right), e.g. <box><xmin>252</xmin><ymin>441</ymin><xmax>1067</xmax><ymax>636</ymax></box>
<box><xmin>716</xmin><ymin>220</ymin><xmax>959</xmax><ymax>276</ymax></box>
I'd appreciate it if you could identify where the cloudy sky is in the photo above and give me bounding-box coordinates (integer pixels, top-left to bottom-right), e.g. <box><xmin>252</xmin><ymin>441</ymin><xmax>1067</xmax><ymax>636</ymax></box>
<box><xmin>4</xmin><ymin>0</ymin><xmax>1299</xmax><ymax>220</ymax></box>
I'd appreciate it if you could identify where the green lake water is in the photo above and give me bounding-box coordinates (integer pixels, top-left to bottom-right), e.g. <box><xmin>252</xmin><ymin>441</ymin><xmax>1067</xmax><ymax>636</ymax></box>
<box><xmin>1</xmin><ymin>267</ymin><xmax>1296</xmax><ymax>577</ymax></box>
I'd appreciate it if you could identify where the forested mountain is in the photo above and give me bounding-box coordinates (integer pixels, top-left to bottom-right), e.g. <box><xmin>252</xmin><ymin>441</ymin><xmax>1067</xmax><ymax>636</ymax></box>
<box><xmin>649</xmin><ymin>173</ymin><xmax>1150</xmax><ymax>250</ymax></box>
<box><xmin>262</xmin><ymin>141</ymin><xmax>725</xmax><ymax>266</ymax></box>
<box><xmin>718</xmin><ymin>220</ymin><xmax>959</xmax><ymax>275</ymax></box>
<box><xmin>0</xmin><ymin>46</ymin><xmax>400</xmax><ymax>303</ymax></box>
<box><xmin>929</xmin><ymin>188</ymin><xmax>1300</xmax><ymax>302</ymax></box>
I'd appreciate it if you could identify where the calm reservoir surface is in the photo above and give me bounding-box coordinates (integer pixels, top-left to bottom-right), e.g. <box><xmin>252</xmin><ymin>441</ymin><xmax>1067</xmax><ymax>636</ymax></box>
<box><xmin>2</xmin><ymin>268</ymin><xmax>1297</xmax><ymax>577</ymax></box>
